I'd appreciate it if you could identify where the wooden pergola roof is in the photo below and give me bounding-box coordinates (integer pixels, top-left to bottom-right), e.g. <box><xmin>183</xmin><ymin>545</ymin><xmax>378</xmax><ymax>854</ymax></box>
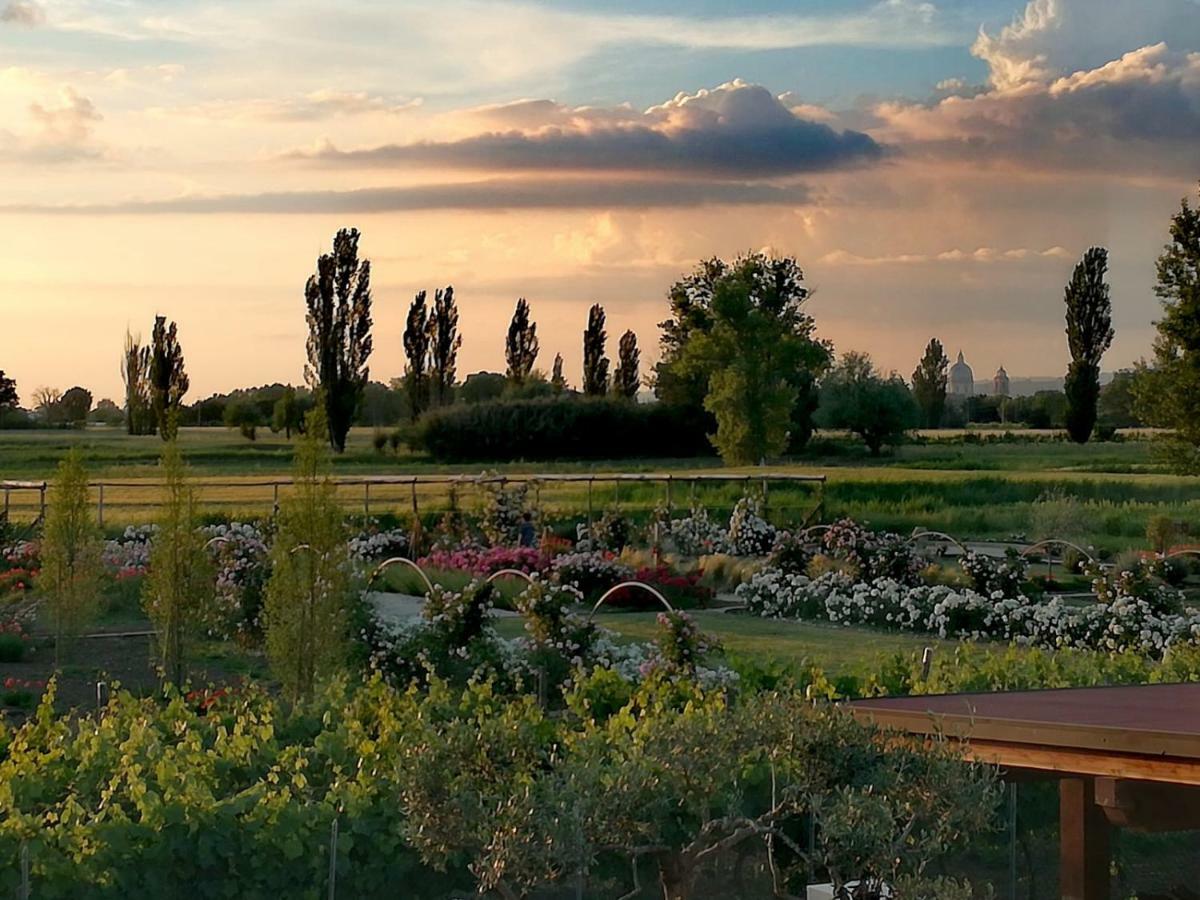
<box><xmin>851</xmin><ymin>682</ymin><xmax>1200</xmax><ymax>784</ymax></box>
<box><xmin>850</xmin><ymin>683</ymin><xmax>1200</xmax><ymax>900</ymax></box>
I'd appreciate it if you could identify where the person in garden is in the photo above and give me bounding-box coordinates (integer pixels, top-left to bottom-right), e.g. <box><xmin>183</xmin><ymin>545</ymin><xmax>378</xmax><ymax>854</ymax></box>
<box><xmin>518</xmin><ymin>511</ymin><xmax>536</xmax><ymax>548</ymax></box>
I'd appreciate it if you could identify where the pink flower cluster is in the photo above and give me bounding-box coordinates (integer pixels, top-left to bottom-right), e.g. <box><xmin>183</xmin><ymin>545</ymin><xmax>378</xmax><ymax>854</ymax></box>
<box><xmin>418</xmin><ymin>545</ymin><xmax>549</xmax><ymax>577</ymax></box>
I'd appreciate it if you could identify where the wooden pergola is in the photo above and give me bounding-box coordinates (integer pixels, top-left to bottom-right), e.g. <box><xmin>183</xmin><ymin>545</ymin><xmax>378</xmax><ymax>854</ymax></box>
<box><xmin>851</xmin><ymin>683</ymin><xmax>1200</xmax><ymax>900</ymax></box>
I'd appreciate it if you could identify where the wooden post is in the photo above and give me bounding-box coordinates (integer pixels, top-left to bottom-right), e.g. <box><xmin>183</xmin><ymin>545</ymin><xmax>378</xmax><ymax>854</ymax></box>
<box><xmin>98</xmin><ymin>483</ymin><xmax>105</xmax><ymax>528</ymax></box>
<box><xmin>1059</xmin><ymin>777</ymin><xmax>1110</xmax><ymax>900</ymax></box>
<box><xmin>586</xmin><ymin>477</ymin><xmax>594</xmax><ymax>535</ymax></box>
<box><xmin>272</xmin><ymin>482</ymin><xmax>280</xmax><ymax>515</ymax></box>
<box><xmin>38</xmin><ymin>484</ymin><xmax>46</xmax><ymax>521</ymax></box>
<box><xmin>363</xmin><ymin>482</ymin><xmax>371</xmax><ymax>517</ymax></box>
<box><xmin>3</xmin><ymin>486</ymin><xmax>9</xmax><ymax>521</ymax></box>
<box><xmin>665</xmin><ymin>475</ymin><xmax>673</xmax><ymax>517</ymax></box>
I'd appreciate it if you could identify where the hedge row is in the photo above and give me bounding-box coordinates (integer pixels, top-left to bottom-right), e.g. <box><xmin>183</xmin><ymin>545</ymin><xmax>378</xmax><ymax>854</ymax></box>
<box><xmin>414</xmin><ymin>397</ymin><xmax>712</xmax><ymax>461</ymax></box>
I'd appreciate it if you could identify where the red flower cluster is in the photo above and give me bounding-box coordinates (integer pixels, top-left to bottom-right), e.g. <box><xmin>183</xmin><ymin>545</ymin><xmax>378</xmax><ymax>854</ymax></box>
<box><xmin>0</xmin><ymin>567</ymin><xmax>37</xmax><ymax>595</ymax></box>
<box><xmin>604</xmin><ymin>564</ymin><xmax>713</xmax><ymax>609</ymax></box>
<box><xmin>3</xmin><ymin>677</ymin><xmax>45</xmax><ymax>691</ymax></box>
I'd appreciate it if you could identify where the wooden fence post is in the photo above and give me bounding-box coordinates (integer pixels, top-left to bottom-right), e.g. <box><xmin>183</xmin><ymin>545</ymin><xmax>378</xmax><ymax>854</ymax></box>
<box><xmin>98</xmin><ymin>483</ymin><xmax>105</xmax><ymax>528</ymax></box>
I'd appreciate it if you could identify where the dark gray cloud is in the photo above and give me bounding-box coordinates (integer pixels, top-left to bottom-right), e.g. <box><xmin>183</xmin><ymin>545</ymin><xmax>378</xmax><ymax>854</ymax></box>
<box><xmin>2</xmin><ymin>177</ymin><xmax>813</xmax><ymax>214</ymax></box>
<box><xmin>1</xmin><ymin>1</ymin><xmax>43</xmax><ymax>25</ymax></box>
<box><xmin>291</xmin><ymin>82</ymin><xmax>883</xmax><ymax>178</ymax></box>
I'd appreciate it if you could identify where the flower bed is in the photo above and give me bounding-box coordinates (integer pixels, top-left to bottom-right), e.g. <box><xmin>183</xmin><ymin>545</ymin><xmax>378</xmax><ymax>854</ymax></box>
<box><xmin>418</xmin><ymin>545</ymin><xmax>549</xmax><ymax>577</ymax></box>
<box><xmin>737</xmin><ymin>554</ymin><xmax>1200</xmax><ymax>656</ymax></box>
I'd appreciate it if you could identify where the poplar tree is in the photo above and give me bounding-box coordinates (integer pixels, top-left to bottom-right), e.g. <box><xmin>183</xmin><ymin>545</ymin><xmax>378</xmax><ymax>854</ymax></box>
<box><xmin>40</xmin><ymin>450</ymin><xmax>103</xmax><ymax>664</ymax></box>
<box><xmin>304</xmin><ymin>227</ymin><xmax>373</xmax><ymax>452</ymax></box>
<box><xmin>1063</xmin><ymin>247</ymin><xmax>1114</xmax><ymax>443</ymax></box>
<box><xmin>122</xmin><ymin>330</ymin><xmax>154</xmax><ymax>435</ymax></box>
<box><xmin>550</xmin><ymin>354</ymin><xmax>567</xmax><ymax>392</ymax></box>
<box><xmin>504</xmin><ymin>298</ymin><xmax>539</xmax><ymax>386</ymax></box>
<box><xmin>150</xmin><ymin>316</ymin><xmax>189</xmax><ymax>440</ymax></box>
<box><xmin>612</xmin><ymin>329</ymin><xmax>640</xmax><ymax>400</ymax></box>
<box><xmin>144</xmin><ymin>436</ymin><xmax>211</xmax><ymax>687</ymax></box>
<box><xmin>427</xmin><ymin>286</ymin><xmax>461</xmax><ymax>408</ymax></box>
<box><xmin>582</xmin><ymin>304</ymin><xmax>609</xmax><ymax>396</ymax></box>
<box><xmin>403</xmin><ymin>290</ymin><xmax>431</xmax><ymax>422</ymax></box>
<box><xmin>911</xmin><ymin>338</ymin><xmax>949</xmax><ymax>428</ymax></box>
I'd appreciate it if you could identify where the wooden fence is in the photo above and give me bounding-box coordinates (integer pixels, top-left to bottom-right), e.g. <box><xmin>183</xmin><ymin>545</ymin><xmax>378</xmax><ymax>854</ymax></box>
<box><xmin>2</xmin><ymin>472</ymin><xmax>826</xmax><ymax>530</ymax></box>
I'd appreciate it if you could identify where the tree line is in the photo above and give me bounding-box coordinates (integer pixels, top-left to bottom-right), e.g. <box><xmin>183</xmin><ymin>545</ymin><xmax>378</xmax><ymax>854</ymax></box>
<box><xmin>3</xmin><ymin>185</ymin><xmax>1200</xmax><ymax>469</ymax></box>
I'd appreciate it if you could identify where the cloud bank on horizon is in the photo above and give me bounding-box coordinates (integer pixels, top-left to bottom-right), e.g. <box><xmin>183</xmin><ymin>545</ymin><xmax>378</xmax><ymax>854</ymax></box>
<box><xmin>0</xmin><ymin>0</ymin><xmax>1198</xmax><ymax>399</ymax></box>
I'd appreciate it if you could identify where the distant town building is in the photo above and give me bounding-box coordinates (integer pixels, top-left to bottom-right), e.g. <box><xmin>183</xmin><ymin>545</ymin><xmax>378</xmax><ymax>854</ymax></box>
<box><xmin>949</xmin><ymin>351</ymin><xmax>975</xmax><ymax>397</ymax></box>
<box><xmin>993</xmin><ymin>366</ymin><xmax>1010</xmax><ymax>397</ymax></box>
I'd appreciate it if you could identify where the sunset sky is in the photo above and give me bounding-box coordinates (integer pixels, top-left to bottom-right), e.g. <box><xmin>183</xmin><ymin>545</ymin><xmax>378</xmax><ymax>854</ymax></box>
<box><xmin>1</xmin><ymin>0</ymin><xmax>1198</xmax><ymax>403</ymax></box>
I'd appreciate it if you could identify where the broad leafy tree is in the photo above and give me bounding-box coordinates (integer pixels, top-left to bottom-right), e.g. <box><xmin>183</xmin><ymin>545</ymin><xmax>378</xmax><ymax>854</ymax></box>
<box><xmin>1135</xmin><ymin>186</ymin><xmax>1200</xmax><ymax>472</ymax></box>
<box><xmin>1063</xmin><ymin>247</ymin><xmax>1114</xmax><ymax>443</ymax></box>
<box><xmin>582</xmin><ymin>303</ymin><xmax>609</xmax><ymax>396</ymax></box>
<box><xmin>58</xmin><ymin>386</ymin><xmax>92</xmax><ymax>427</ymax></box>
<box><xmin>304</xmin><ymin>228</ymin><xmax>373</xmax><ymax>452</ymax></box>
<box><xmin>0</xmin><ymin>370</ymin><xmax>17</xmax><ymax>428</ymax></box>
<box><xmin>460</xmin><ymin>371</ymin><xmax>507</xmax><ymax>404</ymax></box>
<box><xmin>504</xmin><ymin>298</ymin><xmax>539</xmax><ymax>387</ymax></box>
<box><xmin>1098</xmin><ymin>370</ymin><xmax>1141</xmax><ymax>428</ymax></box>
<box><xmin>271</xmin><ymin>386</ymin><xmax>307</xmax><ymax>437</ymax></box>
<box><xmin>403</xmin><ymin>290</ymin><xmax>431</xmax><ymax>422</ymax></box>
<box><xmin>122</xmin><ymin>329</ymin><xmax>155</xmax><ymax>435</ymax></box>
<box><xmin>150</xmin><ymin>316</ymin><xmax>190</xmax><ymax>441</ymax></box>
<box><xmin>911</xmin><ymin>338</ymin><xmax>949</xmax><ymax>428</ymax></box>
<box><xmin>612</xmin><ymin>329</ymin><xmax>640</xmax><ymax>400</ymax></box>
<box><xmin>427</xmin><ymin>286</ymin><xmax>461</xmax><ymax>408</ymax></box>
<box><xmin>655</xmin><ymin>253</ymin><xmax>830</xmax><ymax>452</ymax></box>
<box><xmin>816</xmin><ymin>352</ymin><xmax>920</xmax><ymax>456</ymax></box>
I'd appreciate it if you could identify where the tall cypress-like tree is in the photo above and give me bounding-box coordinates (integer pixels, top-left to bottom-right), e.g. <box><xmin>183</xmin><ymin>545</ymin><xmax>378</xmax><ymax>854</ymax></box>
<box><xmin>582</xmin><ymin>303</ymin><xmax>609</xmax><ymax>396</ymax></box>
<box><xmin>427</xmin><ymin>286</ymin><xmax>461</xmax><ymax>408</ymax></box>
<box><xmin>304</xmin><ymin>228</ymin><xmax>373</xmax><ymax>453</ymax></box>
<box><xmin>911</xmin><ymin>338</ymin><xmax>949</xmax><ymax>428</ymax></box>
<box><xmin>122</xmin><ymin>330</ymin><xmax>154</xmax><ymax>435</ymax></box>
<box><xmin>1133</xmin><ymin>186</ymin><xmax>1200</xmax><ymax>472</ymax></box>
<box><xmin>612</xmin><ymin>329</ymin><xmax>640</xmax><ymax>400</ymax></box>
<box><xmin>150</xmin><ymin>316</ymin><xmax>189</xmax><ymax>441</ymax></box>
<box><xmin>504</xmin><ymin>298</ymin><xmax>539</xmax><ymax>386</ymax></box>
<box><xmin>403</xmin><ymin>291</ymin><xmax>431</xmax><ymax>422</ymax></box>
<box><xmin>550</xmin><ymin>353</ymin><xmax>566</xmax><ymax>392</ymax></box>
<box><xmin>1063</xmin><ymin>247</ymin><xmax>1114</xmax><ymax>443</ymax></box>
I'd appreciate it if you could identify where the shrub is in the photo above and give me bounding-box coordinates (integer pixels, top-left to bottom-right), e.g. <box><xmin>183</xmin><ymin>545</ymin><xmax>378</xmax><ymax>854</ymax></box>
<box><xmin>549</xmin><ymin>551</ymin><xmax>634</xmax><ymax>598</ymax></box>
<box><xmin>415</xmin><ymin>396</ymin><xmax>711</xmax><ymax>461</ymax></box>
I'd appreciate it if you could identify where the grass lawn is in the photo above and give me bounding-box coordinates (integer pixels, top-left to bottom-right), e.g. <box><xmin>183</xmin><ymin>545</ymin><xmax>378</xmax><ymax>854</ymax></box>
<box><xmin>493</xmin><ymin>610</ymin><xmax>940</xmax><ymax>674</ymax></box>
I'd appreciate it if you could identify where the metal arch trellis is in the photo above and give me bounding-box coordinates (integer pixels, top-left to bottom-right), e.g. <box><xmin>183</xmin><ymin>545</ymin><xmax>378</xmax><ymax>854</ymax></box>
<box><xmin>1018</xmin><ymin>539</ymin><xmax>1096</xmax><ymax>564</ymax></box>
<box><xmin>587</xmin><ymin>581</ymin><xmax>674</xmax><ymax>621</ymax></box>
<box><xmin>366</xmin><ymin>556</ymin><xmax>435</xmax><ymax>595</ymax></box>
<box><xmin>905</xmin><ymin>529</ymin><xmax>971</xmax><ymax>557</ymax></box>
<box><xmin>484</xmin><ymin>568</ymin><xmax>536</xmax><ymax>587</ymax></box>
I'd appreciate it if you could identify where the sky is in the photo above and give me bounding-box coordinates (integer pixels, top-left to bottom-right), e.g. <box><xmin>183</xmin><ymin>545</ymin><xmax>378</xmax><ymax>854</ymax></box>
<box><xmin>1</xmin><ymin>0</ymin><xmax>1199</xmax><ymax>403</ymax></box>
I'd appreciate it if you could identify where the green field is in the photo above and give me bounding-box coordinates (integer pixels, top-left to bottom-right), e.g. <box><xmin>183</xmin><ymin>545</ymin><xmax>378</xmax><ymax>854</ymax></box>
<box><xmin>3</xmin><ymin>425</ymin><xmax>1200</xmax><ymax>553</ymax></box>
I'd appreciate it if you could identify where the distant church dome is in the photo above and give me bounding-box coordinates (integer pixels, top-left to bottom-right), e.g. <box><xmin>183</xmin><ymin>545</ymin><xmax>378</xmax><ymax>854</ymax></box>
<box><xmin>949</xmin><ymin>351</ymin><xmax>975</xmax><ymax>397</ymax></box>
<box><xmin>993</xmin><ymin>366</ymin><xmax>1010</xmax><ymax>398</ymax></box>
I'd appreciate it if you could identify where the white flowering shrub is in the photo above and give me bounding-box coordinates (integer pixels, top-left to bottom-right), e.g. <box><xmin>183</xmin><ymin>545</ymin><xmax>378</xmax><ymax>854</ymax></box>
<box><xmin>736</xmin><ymin>562</ymin><xmax>1200</xmax><ymax>657</ymax></box>
<box><xmin>549</xmin><ymin>551</ymin><xmax>635</xmax><ymax>597</ymax></box>
<box><xmin>102</xmin><ymin>524</ymin><xmax>157</xmax><ymax>578</ymax></box>
<box><xmin>821</xmin><ymin>519</ymin><xmax>922</xmax><ymax>584</ymax></box>
<box><xmin>727</xmin><ymin>495</ymin><xmax>776</xmax><ymax>556</ymax></box>
<box><xmin>201</xmin><ymin>521</ymin><xmax>271</xmax><ymax>642</ymax></box>
<box><xmin>348</xmin><ymin>521</ymin><xmax>409</xmax><ymax>561</ymax></box>
<box><xmin>665</xmin><ymin>506</ymin><xmax>730</xmax><ymax>557</ymax></box>
<box><xmin>960</xmin><ymin>550</ymin><xmax>1027</xmax><ymax>598</ymax></box>
<box><xmin>477</xmin><ymin>474</ymin><xmax>536</xmax><ymax>546</ymax></box>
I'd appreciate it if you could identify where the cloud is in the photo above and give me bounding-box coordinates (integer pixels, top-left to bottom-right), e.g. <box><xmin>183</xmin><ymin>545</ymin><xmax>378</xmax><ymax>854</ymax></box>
<box><xmin>973</xmin><ymin>0</ymin><xmax>1200</xmax><ymax>89</ymax></box>
<box><xmin>1</xmin><ymin>177</ymin><xmax>814</xmax><ymax>214</ymax></box>
<box><xmin>164</xmin><ymin>90</ymin><xmax>423</xmax><ymax>123</ymax></box>
<box><xmin>0</xmin><ymin>86</ymin><xmax>104</xmax><ymax>163</ymax></box>
<box><xmin>1</xmin><ymin>1</ymin><xmax>43</xmax><ymax>26</ymax></box>
<box><xmin>291</xmin><ymin>81</ymin><xmax>883</xmax><ymax>178</ymax></box>
<box><xmin>873</xmin><ymin>40</ymin><xmax>1200</xmax><ymax>175</ymax></box>
<box><xmin>819</xmin><ymin>246</ymin><xmax>1072</xmax><ymax>266</ymax></box>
